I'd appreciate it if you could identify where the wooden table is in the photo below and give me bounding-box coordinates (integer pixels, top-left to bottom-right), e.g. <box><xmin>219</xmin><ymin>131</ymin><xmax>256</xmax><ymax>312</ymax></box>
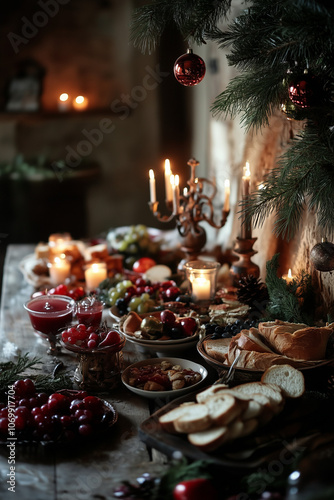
<box><xmin>0</xmin><ymin>244</ymin><xmax>211</xmax><ymax>500</ymax></box>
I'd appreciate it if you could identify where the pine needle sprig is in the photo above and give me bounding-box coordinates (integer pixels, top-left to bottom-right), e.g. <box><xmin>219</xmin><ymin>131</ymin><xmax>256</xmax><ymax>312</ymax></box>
<box><xmin>130</xmin><ymin>0</ymin><xmax>233</xmax><ymax>53</ymax></box>
<box><xmin>265</xmin><ymin>254</ymin><xmax>315</xmax><ymax>324</ymax></box>
<box><xmin>211</xmin><ymin>70</ymin><xmax>286</xmax><ymax>129</ymax></box>
<box><xmin>242</xmin><ymin>124</ymin><xmax>334</xmax><ymax>239</ymax></box>
<box><xmin>0</xmin><ymin>353</ymin><xmax>73</xmax><ymax>398</ymax></box>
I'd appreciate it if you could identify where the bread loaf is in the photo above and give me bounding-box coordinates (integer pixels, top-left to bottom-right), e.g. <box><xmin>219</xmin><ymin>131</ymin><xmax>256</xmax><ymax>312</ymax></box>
<box><xmin>202</xmin><ymin>337</ymin><xmax>230</xmax><ymax>363</ymax></box>
<box><xmin>259</xmin><ymin>323</ymin><xmax>333</xmax><ymax>361</ymax></box>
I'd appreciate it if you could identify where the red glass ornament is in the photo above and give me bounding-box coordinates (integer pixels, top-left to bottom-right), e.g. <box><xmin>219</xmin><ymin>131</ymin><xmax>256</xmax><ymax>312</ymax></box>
<box><xmin>174</xmin><ymin>49</ymin><xmax>206</xmax><ymax>86</ymax></box>
<box><xmin>288</xmin><ymin>70</ymin><xmax>318</xmax><ymax>108</ymax></box>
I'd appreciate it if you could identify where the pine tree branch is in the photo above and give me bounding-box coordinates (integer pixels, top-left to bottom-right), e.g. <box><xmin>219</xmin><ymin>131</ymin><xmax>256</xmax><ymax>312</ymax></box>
<box><xmin>130</xmin><ymin>0</ymin><xmax>233</xmax><ymax>53</ymax></box>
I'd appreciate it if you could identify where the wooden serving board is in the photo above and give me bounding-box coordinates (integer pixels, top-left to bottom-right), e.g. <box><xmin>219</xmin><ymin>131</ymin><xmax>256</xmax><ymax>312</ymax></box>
<box><xmin>139</xmin><ymin>389</ymin><xmax>334</xmax><ymax>471</ymax></box>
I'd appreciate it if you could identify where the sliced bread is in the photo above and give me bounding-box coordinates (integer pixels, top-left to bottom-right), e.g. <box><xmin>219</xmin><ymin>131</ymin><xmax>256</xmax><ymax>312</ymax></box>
<box><xmin>188</xmin><ymin>425</ymin><xmax>229</xmax><ymax>452</ymax></box>
<box><xmin>172</xmin><ymin>403</ymin><xmax>212</xmax><ymax>433</ymax></box>
<box><xmin>261</xmin><ymin>364</ymin><xmax>305</xmax><ymax>398</ymax></box>
<box><xmin>231</xmin><ymin>382</ymin><xmax>284</xmax><ymax>409</ymax></box>
<box><xmin>205</xmin><ymin>394</ymin><xmax>248</xmax><ymax>425</ymax></box>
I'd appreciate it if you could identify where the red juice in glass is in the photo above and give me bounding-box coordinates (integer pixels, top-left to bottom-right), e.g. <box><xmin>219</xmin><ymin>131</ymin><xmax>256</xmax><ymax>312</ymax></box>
<box><xmin>24</xmin><ymin>295</ymin><xmax>74</xmax><ymax>334</ymax></box>
<box><xmin>76</xmin><ymin>299</ymin><xmax>103</xmax><ymax>327</ymax></box>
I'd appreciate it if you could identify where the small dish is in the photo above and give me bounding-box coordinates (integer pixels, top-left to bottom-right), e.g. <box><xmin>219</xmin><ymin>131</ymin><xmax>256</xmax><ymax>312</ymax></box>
<box><xmin>122</xmin><ymin>357</ymin><xmax>208</xmax><ymax>399</ymax></box>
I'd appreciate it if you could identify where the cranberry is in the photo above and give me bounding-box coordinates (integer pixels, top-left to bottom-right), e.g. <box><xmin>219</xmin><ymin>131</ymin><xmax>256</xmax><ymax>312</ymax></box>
<box><xmin>78</xmin><ymin>424</ymin><xmax>93</xmax><ymax>437</ymax></box>
<box><xmin>60</xmin><ymin>415</ymin><xmax>73</xmax><ymax>428</ymax></box>
<box><xmin>15</xmin><ymin>415</ymin><xmax>26</xmax><ymax>430</ymax></box>
<box><xmin>87</xmin><ymin>339</ymin><xmax>97</xmax><ymax>349</ymax></box>
<box><xmin>135</xmin><ymin>278</ymin><xmax>147</xmax><ymax>287</ymax></box>
<box><xmin>165</xmin><ymin>286</ymin><xmax>181</xmax><ymax>301</ymax></box>
<box><xmin>55</xmin><ymin>284</ymin><xmax>69</xmax><ymax>295</ymax></box>
<box><xmin>48</xmin><ymin>393</ymin><xmax>70</xmax><ymax>412</ymax></box>
<box><xmin>15</xmin><ymin>406</ymin><xmax>30</xmax><ymax>419</ymax></box>
<box><xmin>160</xmin><ymin>309</ymin><xmax>176</xmax><ymax>325</ymax></box>
<box><xmin>83</xmin><ymin>396</ymin><xmax>103</xmax><ymax>413</ymax></box>
<box><xmin>31</xmin><ymin>407</ymin><xmax>43</xmax><ymax>417</ymax></box>
<box><xmin>36</xmin><ymin>392</ymin><xmax>48</xmax><ymax>405</ymax></box>
<box><xmin>70</xmin><ymin>399</ymin><xmax>85</xmax><ymax>412</ymax></box>
<box><xmin>0</xmin><ymin>417</ymin><xmax>9</xmax><ymax>433</ymax></box>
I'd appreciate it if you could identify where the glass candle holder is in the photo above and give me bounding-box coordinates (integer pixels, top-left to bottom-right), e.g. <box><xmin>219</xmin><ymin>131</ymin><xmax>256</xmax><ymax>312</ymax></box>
<box><xmin>184</xmin><ymin>260</ymin><xmax>221</xmax><ymax>302</ymax></box>
<box><xmin>84</xmin><ymin>262</ymin><xmax>107</xmax><ymax>291</ymax></box>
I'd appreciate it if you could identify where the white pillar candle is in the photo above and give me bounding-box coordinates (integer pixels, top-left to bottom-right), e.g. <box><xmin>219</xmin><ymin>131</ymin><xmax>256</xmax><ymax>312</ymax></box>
<box><xmin>164</xmin><ymin>159</ymin><xmax>173</xmax><ymax>202</ymax></box>
<box><xmin>85</xmin><ymin>263</ymin><xmax>107</xmax><ymax>291</ymax></box>
<box><xmin>192</xmin><ymin>276</ymin><xmax>211</xmax><ymax>301</ymax></box>
<box><xmin>149</xmin><ymin>169</ymin><xmax>156</xmax><ymax>203</ymax></box>
<box><xmin>58</xmin><ymin>93</ymin><xmax>69</xmax><ymax>112</ymax></box>
<box><xmin>241</xmin><ymin>161</ymin><xmax>252</xmax><ymax>239</ymax></box>
<box><xmin>173</xmin><ymin>174</ymin><xmax>180</xmax><ymax>214</ymax></box>
<box><xmin>49</xmin><ymin>256</ymin><xmax>71</xmax><ymax>285</ymax></box>
<box><xmin>223</xmin><ymin>179</ymin><xmax>230</xmax><ymax>212</ymax></box>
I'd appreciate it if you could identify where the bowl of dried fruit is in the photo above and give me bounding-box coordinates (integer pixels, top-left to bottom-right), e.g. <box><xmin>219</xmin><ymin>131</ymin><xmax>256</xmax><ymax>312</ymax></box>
<box><xmin>121</xmin><ymin>357</ymin><xmax>208</xmax><ymax>399</ymax></box>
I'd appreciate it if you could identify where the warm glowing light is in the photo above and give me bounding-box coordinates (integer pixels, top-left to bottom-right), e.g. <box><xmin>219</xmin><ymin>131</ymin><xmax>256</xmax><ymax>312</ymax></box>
<box><xmin>174</xmin><ymin>174</ymin><xmax>179</xmax><ymax>187</ymax></box>
<box><xmin>73</xmin><ymin>95</ymin><xmax>88</xmax><ymax>110</ymax></box>
<box><xmin>149</xmin><ymin>169</ymin><xmax>155</xmax><ymax>180</ymax></box>
<box><xmin>243</xmin><ymin>161</ymin><xmax>251</xmax><ymax>179</ymax></box>
<box><xmin>288</xmin><ymin>268</ymin><xmax>292</xmax><ymax>279</ymax></box>
<box><xmin>59</xmin><ymin>93</ymin><xmax>69</xmax><ymax>102</ymax></box>
<box><xmin>183</xmin><ymin>187</ymin><xmax>188</xmax><ymax>196</ymax></box>
<box><xmin>165</xmin><ymin>159</ymin><xmax>171</xmax><ymax>175</ymax></box>
<box><xmin>149</xmin><ymin>169</ymin><xmax>156</xmax><ymax>203</ymax></box>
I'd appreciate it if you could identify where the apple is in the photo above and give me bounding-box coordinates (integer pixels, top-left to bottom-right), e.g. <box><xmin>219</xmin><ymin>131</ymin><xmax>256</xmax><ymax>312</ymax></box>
<box><xmin>179</xmin><ymin>317</ymin><xmax>197</xmax><ymax>336</ymax></box>
<box><xmin>132</xmin><ymin>257</ymin><xmax>156</xmax><ymax>274</ymax></box>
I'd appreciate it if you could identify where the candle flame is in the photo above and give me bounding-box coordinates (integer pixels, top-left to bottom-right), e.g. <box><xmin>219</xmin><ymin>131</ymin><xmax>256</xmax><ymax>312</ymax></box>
<box><xmin>59</xmin><ymin>93</ymin><xmax>69</xmax><ymax>102</ymax></box>
<box><xmin>183</xmin><ymin>187</ymin><xmax>188</xmax><ymax>196</ymax></box>
<box><xmin>149</xmin><ymin>169</ymin><xmax>155</xmax><ymax>180</ymax></box>
<box><xmin>170</xmin><ymin>174</ymin><xmax>175</xmax><ymax>187</ymax></box>
<box><xmin>224</xmin><ymin>179</ymin><xmax>230</xmax><ymax>190</ymax></box>
<box><xmin>174</xmin><ymin>174</ymin><xmax>179</xmax><ymax>187</ymax></box>
<box><xmin>75</xmin><ymin>96</ymin><xmax>85</xmax><ymax>104</ymax></box>
<box><xmin>288</xmin><ymin>268</ymin><xmax>292</xmax><ymax>279</ymax></box>
<box><xmin>164</xmin><ymin>159</ymin><xmax>171</xmax><ymax>175</ymax></box>
<box><xmin>243</xmin><ymin>162</ymin><xmax>251</xmax><ymax>179</ymax></box>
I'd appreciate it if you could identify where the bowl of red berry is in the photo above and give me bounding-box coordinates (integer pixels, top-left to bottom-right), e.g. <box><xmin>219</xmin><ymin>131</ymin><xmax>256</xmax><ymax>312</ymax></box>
<box><xmin>61</xmin><ymin>324</ymin><xmax>126</xmax><ymax>391</ymax></box>
<box><xmin>0</xmin><ymin>378</ymin><xmax>117</xmax><ymax>447</ymax></box>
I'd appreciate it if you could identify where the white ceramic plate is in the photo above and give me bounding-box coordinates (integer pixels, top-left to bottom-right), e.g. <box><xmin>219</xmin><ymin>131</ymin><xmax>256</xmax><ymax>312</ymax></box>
<box><xmin>122</xmin><ymin>357</ymin><xmax>208</xmax><ymax>399</ymax></box>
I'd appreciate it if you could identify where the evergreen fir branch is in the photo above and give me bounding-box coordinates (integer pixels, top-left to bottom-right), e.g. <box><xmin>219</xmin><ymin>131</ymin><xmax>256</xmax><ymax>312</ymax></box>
<box><xmin>211</xmin><ymin>70</ymin><xmax>286</xmax><ymax>129</ymax></box>
<box><xmin>265</xmin><ymin>254</ymin><xmax>314</xmax><ymax>324</ymax></box>
<box><xmin>242</xmin><ymin>124</ymin><xmax>334</xmax><ymax>239</ymax></box>
<box><xmin>130</xmin><ymin>0</ymin><xmax>232</xmax><ymax>53</ymax></box>
<box><xmin>0</xmin><ymin>353</ymin><xmax>72</xmax><ymax>397</ymax></box>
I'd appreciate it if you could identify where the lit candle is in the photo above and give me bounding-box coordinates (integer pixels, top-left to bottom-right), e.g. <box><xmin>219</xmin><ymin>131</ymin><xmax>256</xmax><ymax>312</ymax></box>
<box><xmin>183</xmin><ymin>187</ymin><xmax>188</xmax><ymax>197</ymax></box>
<box><xmin>223</xmin><ymin>179</ymin><xmax>230</xmax><ymax>212</ymax></box>
<box><xmin>242</xmin><ymin>162</ymin><xmax>251</xmax><ymax>197</ymax></box>
<box><xmin>84</xmin><ymin>263</ymin><xmax>107</xmax><ymax>291</ymax></box>
<box><xmin>58</xmin><ymin>93</ymin><xmax>69</xmax><ymax>112</ymax></box>
<box><xmin>164</xmin><ymin>159</ymin><xmax>173</xmax><ymax>202</ymax></box>
<box><xmin>149</xmin><ymin>169</ymin><xmax>156</xmax><ymax>203</ymax></box>
<box><xmin>48</xmin><ymin>255</ymin><xmax>71</xmax><ymax>285</ymax></box>
<box><xmin>173</xmin><ymin>174</ymin><xmax>180</xmax><ymax>214</ymax></box>
<box><xmin>241</xmin><ymin>162</ymin><xmax>252</xmax><ymax>239</ymax></box>
<box><xmin>283</xmin><ymin>268</ymin><xmax>294</xmax><ymax>284</ymax></box>
<box><xmin>73</xmin><ymin>95</ymin><xmax>88</xmax><ymax>111</ymax></box>
<box><xmin>192</xmin><ymin>275</ymin><xmax>211</xmax><ymax>301</ymax></box>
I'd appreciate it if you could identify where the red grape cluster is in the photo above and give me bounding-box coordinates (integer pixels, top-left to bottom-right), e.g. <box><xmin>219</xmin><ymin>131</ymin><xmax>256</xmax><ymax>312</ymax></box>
<box><xmin>0</xmin><ymin>379</ymin><xmax>111</xmax><ymax>443</ymax></box>
<box><xmin>32</xmin><ymin>284</ymin><xmax>86</xmax><ymax>301</ymax></box>
<box><xmin>62</xmin><ymin>324</ymin><xmax>122</xmax><ymax>350</ymax></box>
<box><xmin>107</xmin><ymin>278</ymin><xmax>181</xmax><ymax>315</ymax></box>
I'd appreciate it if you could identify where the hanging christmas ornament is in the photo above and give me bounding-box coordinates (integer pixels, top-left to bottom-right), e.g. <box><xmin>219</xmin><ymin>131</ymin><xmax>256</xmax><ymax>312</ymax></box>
<box><xmin>174</xmin><ymin>48</ymin><xmax>206</xmax><ymax>87</ymax></box>
<box><xmin>288</xmin><ymin>69</ymin><xmax>320</xmax><ymax>108</ymax></box>
<box><xmin>280</xmin><ymin>100</ymin><xmax>306</xmax><ymax>121</ymax></box>
<box><xmin>310</xmin><ymin>240</ymin><xmax>334</xmax><ymax>272</ymax></box>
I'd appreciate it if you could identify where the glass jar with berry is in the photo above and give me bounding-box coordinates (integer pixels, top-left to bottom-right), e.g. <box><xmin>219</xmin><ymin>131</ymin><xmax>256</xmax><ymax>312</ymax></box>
<box><xmin>61</xmin><ymin>323</ymin><xmax>126</xmax><ymax>391</ymax></box>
